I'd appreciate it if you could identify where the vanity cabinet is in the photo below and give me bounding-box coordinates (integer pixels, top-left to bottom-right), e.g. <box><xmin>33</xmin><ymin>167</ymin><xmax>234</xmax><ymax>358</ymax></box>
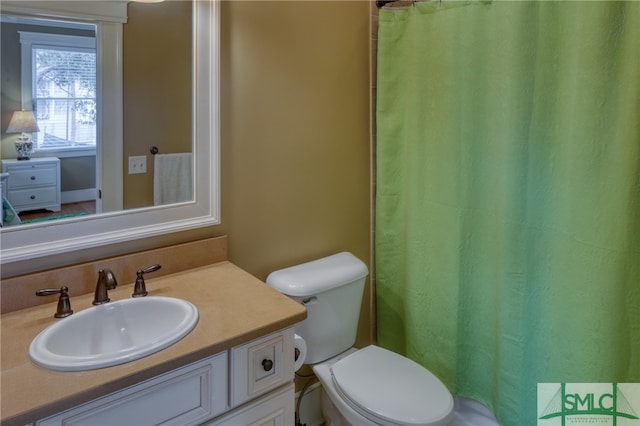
<box><xmin>34</xmin><ymin>328</ymin><xmax>295</xmax><ymax>426</ymax></box>
<box><xmin>1</xmin><ymin>157</ymin><xmax>61</xmax><ymax>214</ymax></box>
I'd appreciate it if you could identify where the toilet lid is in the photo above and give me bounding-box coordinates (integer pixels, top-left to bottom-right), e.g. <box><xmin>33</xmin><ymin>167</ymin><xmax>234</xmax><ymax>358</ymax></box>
<box><xmin>330</xmin><ymin>346</ymin><xmax>453</xmax><ymax>426</ymax></box>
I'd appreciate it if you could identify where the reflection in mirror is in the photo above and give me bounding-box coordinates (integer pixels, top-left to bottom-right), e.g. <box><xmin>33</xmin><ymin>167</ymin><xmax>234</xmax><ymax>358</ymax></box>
<box><xmin>122</xmin><ymin>0</ymin><xmax>194</xmax><ymax>210</ymax></box>
<box><xmin>0</xmin><ymin>0</ymin><xmax>194</xmax><ymax>226</ymax></box>
<box><xmin>0</xmin><ymin>0</ymin><xmax>219</xmax><ymax>265</ymax></box>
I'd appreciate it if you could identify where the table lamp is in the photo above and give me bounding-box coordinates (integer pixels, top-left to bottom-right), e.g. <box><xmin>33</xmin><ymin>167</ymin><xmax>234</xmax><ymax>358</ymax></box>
<box><xmin>6</xmin><ymin>110</ymin><xmax>40</xmax><ymax>160</ymax></box>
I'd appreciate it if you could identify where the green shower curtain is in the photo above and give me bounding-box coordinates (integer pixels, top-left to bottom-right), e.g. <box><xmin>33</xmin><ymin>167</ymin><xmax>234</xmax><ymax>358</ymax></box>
<box><xmin>375</xmin><ymin>1</ymin><xmax>640</xmax><ymax>425</ymax></box>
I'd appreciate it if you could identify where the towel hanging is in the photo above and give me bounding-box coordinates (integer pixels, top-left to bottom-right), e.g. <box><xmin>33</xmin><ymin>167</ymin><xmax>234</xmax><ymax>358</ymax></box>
<box><xmin>153</xmin><ymin>153</ymin><xmax>193</xmax><ymax>206</ymax></box>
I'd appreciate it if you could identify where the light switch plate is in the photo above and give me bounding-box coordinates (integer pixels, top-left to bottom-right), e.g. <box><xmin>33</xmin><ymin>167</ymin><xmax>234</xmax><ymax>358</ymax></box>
<box><xmin>128</xmin><ymin>156</ymin><xmax>147</xmax><ymax>174</ymax></box>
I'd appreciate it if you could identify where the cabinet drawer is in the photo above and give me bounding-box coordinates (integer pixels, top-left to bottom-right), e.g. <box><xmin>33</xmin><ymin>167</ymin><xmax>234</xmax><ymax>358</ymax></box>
<box><xmin>230</xmin><ymin>328</ymin><xmax>295</xmax><ymax>407</ymax></box>
<box><xmin>8</xmin><ymin>187</ymin><xmax>58</xmax><ymax>208</ymax></box>
<box><xmin>37</xmin><ymin>352</ymin><xmax>228</xmax><ymax>426</ymax></box>
<box><xmin>5</xmin><ymin>165</ymin><xmax>57</xmax><ymax>189</ymax></box>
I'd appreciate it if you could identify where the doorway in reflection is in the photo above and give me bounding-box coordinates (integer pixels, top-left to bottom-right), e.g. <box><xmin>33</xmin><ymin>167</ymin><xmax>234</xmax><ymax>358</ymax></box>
<box><xmin>1</xmin><ymin>15</ymin><xmax>99</xmax><ymax>224</ymax></box>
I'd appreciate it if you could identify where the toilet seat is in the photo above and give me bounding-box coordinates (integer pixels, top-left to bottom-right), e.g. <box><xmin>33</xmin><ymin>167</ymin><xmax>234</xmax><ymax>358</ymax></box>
<box><xmin>330</xmin><ymin>346</ymin><xmax>454</xmax><ymax>426</ymax></box>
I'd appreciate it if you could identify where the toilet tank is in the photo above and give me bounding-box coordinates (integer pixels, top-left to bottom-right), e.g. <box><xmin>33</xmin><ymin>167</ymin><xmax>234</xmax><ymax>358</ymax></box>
<box><xmin>266</xmin><ymin>252</ymin><xmax>369</xmax><ymax>364</ymax></box>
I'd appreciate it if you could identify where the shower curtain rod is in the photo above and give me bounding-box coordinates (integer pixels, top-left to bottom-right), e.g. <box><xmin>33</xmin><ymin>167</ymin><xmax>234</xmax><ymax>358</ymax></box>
<box><xmin>376</xmin><ymin>0</ymin><xmax>427</xmax><ymax>9</ymax></box>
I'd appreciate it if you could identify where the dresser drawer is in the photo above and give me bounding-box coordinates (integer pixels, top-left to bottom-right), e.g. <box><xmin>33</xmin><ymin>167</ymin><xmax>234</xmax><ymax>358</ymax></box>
<box><xmin>5</xmin><ymin>165</ymin><xmax>58</xmax><ymax>189</ymax></box>
<box><xmin>2</xmin><ymin>157</ymin><xmax>61</xmax><ymax>213</ymax></box>
<box><xmin>230</xmin><ymin>328</ymin><xmax>295</xmax><ymax>407</ymax></box>
<box><xmin>8</xmin><ymin>187</ymin><xmax>58</xmax><ymax>208</ymax></box>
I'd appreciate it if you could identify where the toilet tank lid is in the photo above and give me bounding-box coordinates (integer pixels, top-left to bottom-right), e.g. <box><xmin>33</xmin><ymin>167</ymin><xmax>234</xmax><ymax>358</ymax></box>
<box><xmin>266</xmin><ymin>252</ymin><xmax>368</xmax><ymax>297</ymax></box>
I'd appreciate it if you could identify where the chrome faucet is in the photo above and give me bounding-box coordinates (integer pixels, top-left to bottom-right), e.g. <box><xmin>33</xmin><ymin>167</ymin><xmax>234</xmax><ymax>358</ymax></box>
<box><xmin>92</xmin><ymin>269</ymin><xmax>118</xmax><ymax>305</ymax></box>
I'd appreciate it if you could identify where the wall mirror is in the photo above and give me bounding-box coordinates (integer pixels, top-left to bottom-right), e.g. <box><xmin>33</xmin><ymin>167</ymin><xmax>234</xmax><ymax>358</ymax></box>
<box><xmin>0</xmin><ymin>0</ymin><xmax>220</xmax><ymax>265</ymax></box>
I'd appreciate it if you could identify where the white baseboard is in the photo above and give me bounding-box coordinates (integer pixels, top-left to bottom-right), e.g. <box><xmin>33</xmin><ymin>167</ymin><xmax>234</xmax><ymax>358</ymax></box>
<box><xmin>296</xmin><ymin>381</ymin><xmax>324</xmax><ymax>426</ymax></box>
<box><xmin>61</xmin><ymin>189</ymin><xmax>96</xmax><ymax>204</ymax></box>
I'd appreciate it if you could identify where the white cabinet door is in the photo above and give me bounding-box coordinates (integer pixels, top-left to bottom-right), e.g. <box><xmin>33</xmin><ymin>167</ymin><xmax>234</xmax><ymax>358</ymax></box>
<box><xmin>37</xmin><ymin>353</ymin><xmax>227</xmax><ymax>426</ymax></box>
<box><xmin>205</xmin><ymin>383</ymin><xmax>294</xmax><ymax>426</ymax></box>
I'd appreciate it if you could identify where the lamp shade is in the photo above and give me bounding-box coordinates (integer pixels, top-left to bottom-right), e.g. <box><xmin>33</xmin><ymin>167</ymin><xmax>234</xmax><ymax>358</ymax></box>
<box><xmin>6</xmin><ymin>110</ymin><xmax>40</xmax><ymax>133</ymax></box>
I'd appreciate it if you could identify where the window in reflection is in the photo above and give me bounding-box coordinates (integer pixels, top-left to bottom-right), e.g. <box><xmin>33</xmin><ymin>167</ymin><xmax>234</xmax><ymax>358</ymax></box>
<box><xmin>24</xmin><ymin>32</ymin><xmax>98</xmax><ymax>152</ymax></box>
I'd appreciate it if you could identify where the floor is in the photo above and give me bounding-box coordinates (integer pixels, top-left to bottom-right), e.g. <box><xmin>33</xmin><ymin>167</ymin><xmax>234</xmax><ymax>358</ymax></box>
<box><xmin>452</xmin><ymin>396</ymin><xmax>500</xmax><ymax>425</ymax></box>
<box><xmin>18</xmin><ymin>201</ymin><xmax>96</xmax><ymax>222</ymax></box>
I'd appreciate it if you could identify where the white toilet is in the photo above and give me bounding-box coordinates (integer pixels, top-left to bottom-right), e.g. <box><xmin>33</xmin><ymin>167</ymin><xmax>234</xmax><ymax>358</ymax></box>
<box><xmin>266</xmin><ymin>252</ymin><xmax>454</xmax><ymax>426</ymax></box>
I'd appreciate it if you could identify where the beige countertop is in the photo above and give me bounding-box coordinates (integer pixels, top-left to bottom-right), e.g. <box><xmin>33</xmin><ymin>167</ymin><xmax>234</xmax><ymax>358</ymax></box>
<box><xmin>1</xmin><ymin>261</ymin><xmax>307</xmax><ymax>425</ymax></box>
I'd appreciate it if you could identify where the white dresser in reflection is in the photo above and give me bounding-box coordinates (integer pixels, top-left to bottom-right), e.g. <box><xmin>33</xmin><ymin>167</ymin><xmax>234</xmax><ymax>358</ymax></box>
<box><xmin>1</xmin><ymin>157</ymin><xmax>61</xmax><ymax>214</ymax></box>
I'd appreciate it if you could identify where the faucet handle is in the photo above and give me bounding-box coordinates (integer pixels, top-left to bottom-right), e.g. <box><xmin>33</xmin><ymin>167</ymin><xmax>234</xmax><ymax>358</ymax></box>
<box><xmin>132</xmin><ymin>264</ymin><xmax>162</xmax><ymax>298</ymax></box>
<box><xmin>36</xmin><ymin>286</ymin><xmax>73</xmax><ymax>318</ymax></box>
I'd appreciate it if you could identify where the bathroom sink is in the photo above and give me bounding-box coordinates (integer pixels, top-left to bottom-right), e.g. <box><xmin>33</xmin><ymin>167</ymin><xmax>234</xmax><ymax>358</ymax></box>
<box><xmin>29</xmin><ymin>296</ymin><xmax>199</xmax><ymax>371</ymax></box>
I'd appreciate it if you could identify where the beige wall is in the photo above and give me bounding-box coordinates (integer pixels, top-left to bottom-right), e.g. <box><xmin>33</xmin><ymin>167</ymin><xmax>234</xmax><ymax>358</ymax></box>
<box><xmin>217</xmin><ymin>0</ymin><xmax>372</xmax><ymax>345</ymax></box>
<box><xmin>2</xmin><ymin>0</ymin><xmax>373</xmax><ymax>343</ymax></box>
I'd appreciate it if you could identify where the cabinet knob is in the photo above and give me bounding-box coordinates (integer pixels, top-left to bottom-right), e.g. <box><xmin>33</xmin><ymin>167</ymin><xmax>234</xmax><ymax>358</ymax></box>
<box><xmin>30</xmin><ymin>176</ymin><xmax>36</xmax><ymax>180</ymax></box>
<box><xmin>261</xmin><ymin>359</ymin><xmax>274</xmax><ymax>372</ymax></box>
<box><xmin>30</xmin><ymin>195</ymin><xmax>36</xmax><ymax>200</ymax></box>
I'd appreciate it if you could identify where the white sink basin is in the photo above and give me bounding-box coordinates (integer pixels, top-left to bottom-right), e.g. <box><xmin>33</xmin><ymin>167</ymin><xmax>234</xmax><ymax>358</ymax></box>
<box><xmin>29</xmin><ymin>296</ymin><xmax>199</xmax><ymax>371</ymax></box>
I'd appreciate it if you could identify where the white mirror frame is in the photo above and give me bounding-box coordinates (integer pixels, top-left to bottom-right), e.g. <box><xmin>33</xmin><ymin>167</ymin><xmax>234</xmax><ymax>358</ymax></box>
<box><xmin>0</xmin><ymin>0</ymin><xmax>220</xmax><ymax>264</ymax></box>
